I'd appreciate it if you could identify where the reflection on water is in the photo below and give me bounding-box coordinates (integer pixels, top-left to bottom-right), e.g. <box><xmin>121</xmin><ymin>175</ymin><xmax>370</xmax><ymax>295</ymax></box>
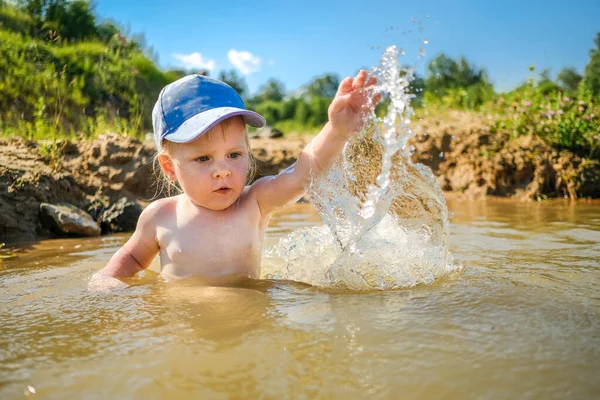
<box><xmin>1</xmin><ymin>200</ymin><xmax>599</xmax><ymax>399</ymax></box>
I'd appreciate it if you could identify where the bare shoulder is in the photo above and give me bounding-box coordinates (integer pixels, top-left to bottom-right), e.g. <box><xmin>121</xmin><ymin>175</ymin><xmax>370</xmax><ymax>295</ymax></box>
<box><xmin>139</xmin><ymin>196</ymin><xmax>179</xmax><ymax>225</ymax></box>
<box><xmin>144</xmin><ymin>196</ymin><xmax>179</xmax><ymax>213</ymax></box>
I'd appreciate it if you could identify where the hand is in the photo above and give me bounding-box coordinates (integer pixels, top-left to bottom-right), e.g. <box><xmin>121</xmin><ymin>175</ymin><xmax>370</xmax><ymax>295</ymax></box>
<box><xmin>328</xmin><ymin>70</ymin><xmax>381</xmax><ymax>136</ymax></box>
<box><xmin>88</xmin><ymin>270</ymin><xmax>129</xmax><ymax>292</ymax></box>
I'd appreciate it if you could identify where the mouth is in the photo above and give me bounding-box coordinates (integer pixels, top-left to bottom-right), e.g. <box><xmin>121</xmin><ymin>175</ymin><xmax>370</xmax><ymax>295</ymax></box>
<box><xmin>213</xmin><ymin>187</ymin><xmax>232</xmax><ymax>195</ymax></box>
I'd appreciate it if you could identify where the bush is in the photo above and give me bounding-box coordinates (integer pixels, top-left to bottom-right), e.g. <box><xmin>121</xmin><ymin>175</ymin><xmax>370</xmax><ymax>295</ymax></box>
<box><xmin>0</xmin><ymin>6</ymin><xmax>34</xmax><ymax>36</ymax></box>
<box><xmin>488</xmin><ymin>87</ymin><xmax>599</xmax><ymax>156</ymax></box>
<box><xmin>0</xmin><ymin>24</ymin><xmax>172</xmax><ymax>139</ymax></box>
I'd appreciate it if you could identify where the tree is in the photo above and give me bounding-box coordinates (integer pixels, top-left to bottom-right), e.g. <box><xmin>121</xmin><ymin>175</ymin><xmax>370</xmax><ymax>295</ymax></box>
<box><xmin>304</xmin><ymin>73</ymin><xmax>340</xmax><ymax>98</ymax></box>
<box><xmin>583</xmin><ymin>32</ymin><xmax>600</xmax><ymax>97</ymax></box>
<box><xmin>536</xmin><ymin>69</ymin><xmax>560</xmax><ymax>95</ymax></box>
<box><xmin>16</xmin><ymin>0</ymin><xmax>46</xmax><ymax>19</ymax></box>
<box><xmin>425</xmin><ymin>53</ymin><xmax>494</xmax><ymax>108</ymax></box>
<box><xmin>280</xmin><ymin>97</ymin><xmax>298</xmax><ymax>120</ymax></box>
<box><xmin>256</xmin><ymin>78</ymin><xmax>285</xmax><ymax>102</ymax></box>
<box><xmin>426</xmin><ymin>53</ymin><xmax>489</xmax><ymax>96</ymax></box>
<box><xmin>557</xmin><ymin>67</ymin><xmax>583</xmax><ymax>94</ymax></box>
<box><xmin>17</xmin><ymin>0</ymin><xmax>97</xmax><ymax>42</ymax></box>
<box><xmin>54</xmin><ymin>0</ymin><xmax>96</xmax><ymax>41</ymax></box>
<box><xmin>407</xmin><ymin>72</ymin><xmax>425</xmax><ymax>107</ymax></box>
<box><xmin>96</xmin><ymin>20</ymin><xmax>120</xmax><ymax>43</ymax></box>
<box><xmin>294</xmin><ymin>99</ymin><xmax>310</xmax><ymax>124</ymax></box>
<box><xmin>218</xmin><ymin>70</ymin><xmax>248</xmax><ymax>99</ymax></box>
<box><xmin>308</xmin><ymin>96</ymin><xmax>329</xmax><ymax>126</ymax></box>
<box><xmin>253</xmin><ymin>101</ymin><xmax>282</xmax><ymax>125</ymax></box>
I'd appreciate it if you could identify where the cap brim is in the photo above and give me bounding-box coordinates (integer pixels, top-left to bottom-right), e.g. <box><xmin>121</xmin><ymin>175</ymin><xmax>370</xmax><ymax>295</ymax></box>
<box><xmin>162</xmin><ymin>107</ymin><xmax>266</xmax><ymax>146</ymax></box>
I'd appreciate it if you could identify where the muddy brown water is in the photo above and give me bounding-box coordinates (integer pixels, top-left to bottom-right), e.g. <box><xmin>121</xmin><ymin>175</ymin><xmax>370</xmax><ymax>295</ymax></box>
<box><xmin>1</xmin><ymin>199</ymin><xmax>599</xmax><ymax>399</ymax></box>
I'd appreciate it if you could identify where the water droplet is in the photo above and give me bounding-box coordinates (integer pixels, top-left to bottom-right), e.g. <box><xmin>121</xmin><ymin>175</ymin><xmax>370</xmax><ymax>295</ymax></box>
<box><xmin>263</xmin><ymin>44</ymin><xmax>453</xmax><ymax>291</ymax></box>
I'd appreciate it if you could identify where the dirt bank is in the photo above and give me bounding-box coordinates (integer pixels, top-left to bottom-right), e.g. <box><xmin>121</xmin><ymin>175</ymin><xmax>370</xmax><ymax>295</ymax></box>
<box><xmin>410</xmin><ymin>111</ymin><xmax>600</xmax><ymax>200</ymax></box>
<box><xmin>1</xmin><ymin>113</ymin><xmax>598</xmax><ymax>241</ymax></box>
<box><xmin>0</xmin><ymin>134</ymin><xmax>308</xmax><ymax>241</ymax></box>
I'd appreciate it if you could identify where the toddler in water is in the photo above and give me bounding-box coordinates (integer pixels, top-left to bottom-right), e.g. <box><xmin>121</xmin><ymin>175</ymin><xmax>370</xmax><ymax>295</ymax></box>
<box><xmin>101</xmin><ymin>71</ymin><xmax>379</xmax><ymax>283</ymax></box>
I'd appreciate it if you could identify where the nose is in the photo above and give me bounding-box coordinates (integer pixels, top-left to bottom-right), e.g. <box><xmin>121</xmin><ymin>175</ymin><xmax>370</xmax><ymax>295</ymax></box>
<box><xmin>212</xmin><ymin>160</ymin><xmax>231</xmax><ymax>179</ymax></box>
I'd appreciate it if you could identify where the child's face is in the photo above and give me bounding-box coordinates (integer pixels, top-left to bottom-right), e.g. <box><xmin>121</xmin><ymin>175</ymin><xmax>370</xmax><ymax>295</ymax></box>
<box><xmin>160</xmin><ymin>117</ymin><xmax>249</xmax><ymax>210</ymax></box>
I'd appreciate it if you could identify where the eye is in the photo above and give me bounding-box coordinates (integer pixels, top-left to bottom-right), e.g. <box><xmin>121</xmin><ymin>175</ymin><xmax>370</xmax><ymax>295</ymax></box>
<box><xmin>229</xmin><ymin>152</ymin><xmax>243</xmax><ymax>159</ymax></box>
<box><xmin>196</xmin><ymin>155</ymin><xmax>210</xmax><ymax>162</ymax></box>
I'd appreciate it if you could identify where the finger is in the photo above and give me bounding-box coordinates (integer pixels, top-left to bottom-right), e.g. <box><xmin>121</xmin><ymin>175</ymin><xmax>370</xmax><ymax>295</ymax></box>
<box><xmin>372</xmin><ymin>93</ymin><xmax>382</xmax><ymax>106</ymax></box>
<box><xmin>337</xmin><ymin>77</ymin><xmax>354</xmax><ymax>95</ymax></box>
<box><xmin>353</xmin><ymin>70</ymin><xmax>368</xmax><ymax>89</ymax></box>
<box><xmin>365</xmin><ymin>76</ymin><xmax>377</xmax><ymax>87</ymax></box>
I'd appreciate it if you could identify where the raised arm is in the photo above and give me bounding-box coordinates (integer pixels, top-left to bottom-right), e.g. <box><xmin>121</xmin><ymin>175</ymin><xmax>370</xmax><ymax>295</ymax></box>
<box><xmin>250</xmin><ymin>70</ymin><xmax>380</xmax><ymax>215</ymax></box>
<box><xmin>102</xmin><ymin>202</ymin><xmax>160</xmax><ymax>278</ymax></box>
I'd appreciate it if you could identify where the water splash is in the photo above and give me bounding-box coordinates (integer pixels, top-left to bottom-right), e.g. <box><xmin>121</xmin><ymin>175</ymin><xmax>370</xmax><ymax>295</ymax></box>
<box><xmin>262</xmin><ymin>46</ymin><xmax>460</xmax><ymax>291</ymax></box>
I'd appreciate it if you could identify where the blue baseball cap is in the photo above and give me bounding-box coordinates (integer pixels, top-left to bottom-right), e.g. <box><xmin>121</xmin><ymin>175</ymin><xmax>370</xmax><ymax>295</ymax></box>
<box><xmin>152</xmin><ymin>74</ymin><xmax>266</xmax><ymax>149</ymax></box>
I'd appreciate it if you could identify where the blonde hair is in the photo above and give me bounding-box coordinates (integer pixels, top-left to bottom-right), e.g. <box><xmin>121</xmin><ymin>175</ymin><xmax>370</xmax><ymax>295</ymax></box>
<box><xmin>152</xmin><ymin>116</ymin><xmax>257</xmax><ymax>199</ymax></box>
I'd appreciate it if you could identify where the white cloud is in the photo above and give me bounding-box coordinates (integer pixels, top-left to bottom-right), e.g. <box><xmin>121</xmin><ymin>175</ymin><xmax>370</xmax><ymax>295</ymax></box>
<box><xmin>228</xmin><ymin>49</ymin><xmax>261</xmax><ymax>75</ymax></box>
<box><xmin>172</xmin><ymin>52</ymin><xmax>216</xmax><ymax>71</ymax></box>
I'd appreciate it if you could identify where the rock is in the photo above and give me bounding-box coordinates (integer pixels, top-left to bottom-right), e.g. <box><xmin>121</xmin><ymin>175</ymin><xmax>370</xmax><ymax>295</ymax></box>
<box><xmin>251</xmin><ymin>126</ymin><xmax>285</xmax><ymax>139</ymax></box>
<box><xmin>99</xmin><ymin>197</ymin><xmax>142</xmax><ymax>234</ymax></box>
<box><xmin>268</xmin><ymin>128</ymin><xmax>284</xmax><ymax>139</ymax></box>
<box><xmin>87</xmin><ymin>199</ymin><xmax>107</xmax><ymax>221</ymax></box>
<box><xmin>39</xmin><ymin>202</ymin><xmax>101</xmax><ymax>237</ymax></box>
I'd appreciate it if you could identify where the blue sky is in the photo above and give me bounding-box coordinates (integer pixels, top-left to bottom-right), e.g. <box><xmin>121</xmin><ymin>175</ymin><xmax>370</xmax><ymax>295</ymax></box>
<box><xmin>95</xmin><ymin>0</ymin><xmax>600</xmax><ymax>95</ymax></box>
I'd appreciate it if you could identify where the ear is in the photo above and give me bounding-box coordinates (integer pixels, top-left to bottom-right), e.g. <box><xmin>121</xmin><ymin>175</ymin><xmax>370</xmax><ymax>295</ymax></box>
<box><xmin>158</xmin><ymin>154</ymin><xmax>177</xmax><ymax>181</ymax></box>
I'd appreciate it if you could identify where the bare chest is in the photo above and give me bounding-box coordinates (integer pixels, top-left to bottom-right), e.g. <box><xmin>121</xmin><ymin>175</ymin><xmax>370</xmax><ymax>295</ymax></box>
<box><xmin>157</xmin><ymin>206</ymin><xmax>264</xmax><ymax>278</ymax></box>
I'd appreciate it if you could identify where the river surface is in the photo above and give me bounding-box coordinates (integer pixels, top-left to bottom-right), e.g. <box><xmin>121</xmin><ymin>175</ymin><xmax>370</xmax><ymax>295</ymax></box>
<box><xmin>1</xmin><ymin>199</ymin><xmax>599</xmax><ymax>399</ymax></box>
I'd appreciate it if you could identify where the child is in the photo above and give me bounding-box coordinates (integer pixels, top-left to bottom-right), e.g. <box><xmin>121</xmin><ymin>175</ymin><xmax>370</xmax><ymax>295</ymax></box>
<box><xmin>101</xmin><ymin>71</ymin><xmax>379</xmax><ymax>284</ymax></box>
